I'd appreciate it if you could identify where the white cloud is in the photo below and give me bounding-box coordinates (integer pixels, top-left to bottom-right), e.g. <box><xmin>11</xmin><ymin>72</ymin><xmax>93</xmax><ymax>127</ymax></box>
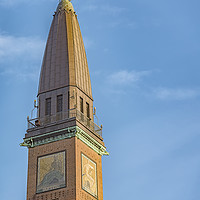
<box><xmin>0</xmin><ymin>34</ymin><xmax>44</xmax><ymax>60</ymax></box>
<box><xmin>0</xmin><ymin>0</ymin><xmax>54</xmax><ymax>7</ymax></box>
<box><xmin>0</xmin><ymin>0</ymin><xmax>29</xmax><ymax>6</ymax></box>
<box><xmin>102</xmin><ymin>5</ymin><xmax>127</xmax><ymax>15</ymax></box>
<box><xmin>0</xmin><ymin>34</ymin><xmax>45</xmax><ymax>81</ymax></box>
<box><xmin>154</xmin><ymin>88</ymin><xmax>199</xmax><ymax>100</ymax></box>
<box><xmin>83</xmin><ymin>37</ymin><xmax>94</xmax><ymax>50</ymax></box>
<box><xmin>81</xmin><ymin>4</ymin><xmax>98</xmax><ymax>12</ymax></box>
<box><xmin>81</xmin><ymin>4</ymin><xmax>126</xmax><ymax>16</ymax></box>
<box><xmin>0</xmin><ymin>68</ymin><xmax>39</xmax><ymax>81</ymax></box>
<box><xmin>108</xmin><ymin>70</ymin><xmax>150</xmax><ymax>85</ymax></box>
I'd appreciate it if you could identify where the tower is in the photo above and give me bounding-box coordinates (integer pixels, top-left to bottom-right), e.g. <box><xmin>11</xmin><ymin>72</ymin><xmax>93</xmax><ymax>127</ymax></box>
<box><xmin>21</xmin><ymin>1</ymin><xmax>108</xmax><ymax>200</ymax></box>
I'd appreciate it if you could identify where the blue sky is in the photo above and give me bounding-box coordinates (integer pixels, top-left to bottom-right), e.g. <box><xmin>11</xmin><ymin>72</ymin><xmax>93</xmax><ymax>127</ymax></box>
<box><xmin>0</xmin><ymin>0</ymin><xmax>200</xmax><ymax>199</ymax></box>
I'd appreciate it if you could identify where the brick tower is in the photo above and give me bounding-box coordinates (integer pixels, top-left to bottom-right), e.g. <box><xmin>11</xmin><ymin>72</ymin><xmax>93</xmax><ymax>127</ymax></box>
<box><xmin>21</xmin><ymin>1</ymin><xmax>108</xmax><ymax>200</ymax></box>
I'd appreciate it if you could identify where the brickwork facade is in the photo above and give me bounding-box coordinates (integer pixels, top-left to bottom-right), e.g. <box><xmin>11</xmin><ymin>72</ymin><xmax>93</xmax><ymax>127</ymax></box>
<box><xmin>26</xmin><ymin>137</ymin><xmax>103</xmax><ymax>200</ymax></box>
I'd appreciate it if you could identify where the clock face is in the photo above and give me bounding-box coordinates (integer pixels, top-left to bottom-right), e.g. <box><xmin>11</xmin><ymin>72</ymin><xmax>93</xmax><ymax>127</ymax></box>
<box><xmin>36</xmin><ymin>151</ymin><xmax>66</xmax><ymax>193</ymax></box>
<box><xmin>81</xmin><ymin>154</ymin><xmax>97</xmax><ymax>198</ymax></box>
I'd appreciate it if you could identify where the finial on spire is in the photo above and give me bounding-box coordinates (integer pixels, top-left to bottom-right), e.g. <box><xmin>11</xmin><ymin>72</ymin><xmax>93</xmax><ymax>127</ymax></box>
<box><xmin>59</xmin><ymin>0</ymin><xmax>71</xmax><ymax>3</ymax></box>
<box><xmin>57</xmin><ymin>0</ymin><xmax>75</xmax><ymax>12</ymax></box>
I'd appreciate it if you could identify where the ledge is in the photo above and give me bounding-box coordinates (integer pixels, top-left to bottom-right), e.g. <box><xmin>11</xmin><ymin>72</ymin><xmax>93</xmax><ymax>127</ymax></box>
<box><xmin>20</xmin><ymin>126</ymin><xmax>109</xmax><ymax>156</ymax></box>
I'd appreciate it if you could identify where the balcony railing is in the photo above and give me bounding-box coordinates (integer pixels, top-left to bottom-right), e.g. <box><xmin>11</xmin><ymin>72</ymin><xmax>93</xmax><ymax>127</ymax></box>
<box><xmin>27</xmin><ymin>109</ymin><xmax>102</xmax><ymax>137</ymax></box>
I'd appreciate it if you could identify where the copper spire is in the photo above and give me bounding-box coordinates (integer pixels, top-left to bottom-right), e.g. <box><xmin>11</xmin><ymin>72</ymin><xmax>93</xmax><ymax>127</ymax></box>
<box><xmin>38</xmin><ymin>0</ymin><xmax>93</xmax><ymax>100</ymax></box>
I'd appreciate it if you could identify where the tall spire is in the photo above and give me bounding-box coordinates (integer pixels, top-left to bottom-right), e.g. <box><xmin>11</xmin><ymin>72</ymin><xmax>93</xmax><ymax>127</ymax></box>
<box><xmin>38</xmin><ymin>0</ymin><xmax>93</xmax><ymax>100</ymax></box>
<box><xmin>22</xmin><ymin>2</ymin><xmax>108</xmax><ymax>200</ymax></box>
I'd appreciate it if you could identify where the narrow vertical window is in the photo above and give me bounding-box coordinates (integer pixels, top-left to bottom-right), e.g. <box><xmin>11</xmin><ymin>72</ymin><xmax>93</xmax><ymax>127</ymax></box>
<box><xmin>68</xmin><ymin>91</ymin><xmax>70</xmax><ymax>110</ymax></box>
<box><xmin>68</xmin><ymin>91</ymin><xmax>70</xmax><ymax>118</ymax></box>
<box><xmin>80</xmin><ymin>97</ymin><xmax>83</xmax><ymax>113</ymax></box>
<box><xmin>57</xmin><ymin>95</ymin><xmax>63</xmax><ymax>113</ymax></box>
<box><xmin>45</xmin><ymin>98</ymin><xmax>51</xmax><ymax>116</ymax></box>
<box><xmin>86</xmin><ymin>102</ymin><xmax>90</xmax><ymax>119</ymax></box>
<box><xmin>38</xmin><ymin>99</ymin><xmax>41</xmax><ymax>118</ymax></box>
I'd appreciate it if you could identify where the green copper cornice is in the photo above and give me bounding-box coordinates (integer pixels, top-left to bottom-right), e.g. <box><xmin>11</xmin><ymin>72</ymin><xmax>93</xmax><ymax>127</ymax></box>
<box><xmin>75</xmin><ymin>126</ymin><xmax>109</xmax><ymax>156</ymax></box>
<box><xmin>20</xmin><ymin>126</ymin><xmax>109</xmax><ymax>156</ymax></box>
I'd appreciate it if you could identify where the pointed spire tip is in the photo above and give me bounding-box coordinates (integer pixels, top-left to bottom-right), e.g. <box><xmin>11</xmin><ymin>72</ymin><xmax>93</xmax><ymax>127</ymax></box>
<box><xmin>57</xmin><ymin>0</ymin><xmax>74</xmax><ymax>12</ymax></box>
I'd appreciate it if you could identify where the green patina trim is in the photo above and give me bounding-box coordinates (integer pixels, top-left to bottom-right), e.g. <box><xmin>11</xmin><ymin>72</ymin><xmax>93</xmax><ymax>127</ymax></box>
<box><xmin>75</xmin><ymin>127</ymin><xmax>109</xmax><ymax>156</ymax></box>
<box><xmin>20</xmin><ymin>126</ymin><xmax>109</xmax><ymax>156</ymax></box>
<box><xmin>25</xmin><ymin>126</ymin><xmax>76</xmax><ymax>141</ymax></box>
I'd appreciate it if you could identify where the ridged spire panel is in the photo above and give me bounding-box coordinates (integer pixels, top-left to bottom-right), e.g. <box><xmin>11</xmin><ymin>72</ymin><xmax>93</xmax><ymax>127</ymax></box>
<box><xmin>38</xmin><ymin>0</ymin><xmax>93</xmax><ymax>99</ymax></box>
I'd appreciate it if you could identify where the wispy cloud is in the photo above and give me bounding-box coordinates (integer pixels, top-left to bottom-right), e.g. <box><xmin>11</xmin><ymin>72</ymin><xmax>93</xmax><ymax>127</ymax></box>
<box><xmin>153</xmin><ymin>88</ymin><xmax>200</xmax><ymax>100</ymax></box>
<box><xmin>81</xmin><ymin>2</ymin><xmax>134</xmax><ymax>29</ymax></box>
<box><xmin>0</xmin><ymin>0</ymin><xmax>54</xmax><ymax>7</ymax></box>
<box><xmin>108</xmin><ymin>70</ymin><xmax>151</xmax><ymax>85</ymax></box>
<box><xmin>0</xmin><ymin>34</ymin><xmax>44</xmax><ymax>60</ymax></box>
<box><xmin>102</xmin><ymin>5</ymin><xmax>127</xmax><ymax>16</ymax></box>
<box><xmin>83</xmin><ymin>37</ymin><xmax>94</xmax><ymax>50</ymax></box>
<box><xmin>0</xmin><ymin>34</ymin><xmax>45</xmax><ymax>81</ymax></box>
<box><xmin>81</xmin><ymin>4</ymin><xmax>126</xmax><ymax>16</ymax></box>
<box><xmin>104</xmin><ymin>70</ymin><xmax>200</xmax><ymax>101</ymax></box>
<box><xmin>0</xmin><ymin>0</ymin><xmax>31</xmax><ymax>6</ymax></box>
<box><xmin>0</xmin><ymin>68</ymin><xmax>39</xmax><ymax>81</ymax></box>
<box><xmin>0</xmin><ymin>0</ymin><xmax>21</xmax><ymax>6</ymax></box>
<box><xmin>81</xmin><ymin>4</ymin><xmax>98</xmax><ymax>12</ymax></box>
<box><xmin>100</xmin><ymin>69</ymin><xmax>151</xmax><ymax>95</ymax></box>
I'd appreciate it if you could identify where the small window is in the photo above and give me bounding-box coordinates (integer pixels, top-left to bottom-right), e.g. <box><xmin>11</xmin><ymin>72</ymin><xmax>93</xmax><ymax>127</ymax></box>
<box><xmin>80</xmin><ymin>97</ymin><xmax>83</xmax><ymax>113</ymax></box>
<box><xmin>39</xmin><ymin>99</ymin><xmax>41</xmax><ymax>118</ymax></box>
<box><xmin>57</xmin><ymin>95</ymin><xmax>63</xmax><ymax>112</ymax></box>
<box><xmin>68</xmin><ymin>91</ymin><xmax>70</xmax><ymax>110</ymax></box>
<box><xmin>86</xmin><ymin>102</ymin><xmax>90</xmax><ymax>119</ymax></box>
<box><xmin>45</xmin><ymin>98</ymin><xmax>51</xmax><ymax>116</ymax></box>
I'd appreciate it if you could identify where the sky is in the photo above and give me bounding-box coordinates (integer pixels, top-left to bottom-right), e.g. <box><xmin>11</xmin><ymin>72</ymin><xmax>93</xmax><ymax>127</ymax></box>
<box><xmin>0</xmin><ymin>0</ymin><xmax>200</xmax><ymax>199</ymax></box>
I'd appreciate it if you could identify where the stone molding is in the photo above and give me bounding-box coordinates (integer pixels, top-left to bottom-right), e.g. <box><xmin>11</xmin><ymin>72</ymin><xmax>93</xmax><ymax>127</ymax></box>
<box><xmin>20</xmin><ymin>126</ymin><xmax>109</xmax><ymax>156</ymax></box>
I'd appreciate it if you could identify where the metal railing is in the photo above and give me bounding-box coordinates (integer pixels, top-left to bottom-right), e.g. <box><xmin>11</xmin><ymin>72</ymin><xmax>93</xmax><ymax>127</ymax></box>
<box><xmin>27</xmin><ymin>109</ymin><xmax>102</xmax><ymax>137</ymax></box>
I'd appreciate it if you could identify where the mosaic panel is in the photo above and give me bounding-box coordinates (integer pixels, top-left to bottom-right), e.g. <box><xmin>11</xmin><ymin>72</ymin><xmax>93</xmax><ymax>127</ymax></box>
<box><xmin>37</xmin><ymin>151</ymin><xmax>66</xmax><ymax>193</ymax></box>
<box><xmin>81</xmin><ymin>154</ymin><xmax>97</xmax><ymax>198</ymax></box>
